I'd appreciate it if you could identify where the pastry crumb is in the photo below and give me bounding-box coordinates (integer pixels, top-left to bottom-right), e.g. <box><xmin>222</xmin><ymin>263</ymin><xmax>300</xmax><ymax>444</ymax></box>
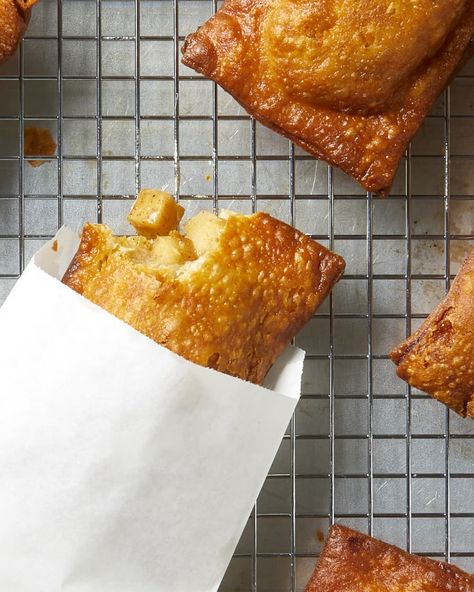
<box><xmin>51</xmin><ymin>240</ymin><xmax>58</xmax><ymax>252</ymax></box>
<box><xmin>24</xmin><ymin>127</ymin><xmax>57</xmax><ymax>167</ymax></box>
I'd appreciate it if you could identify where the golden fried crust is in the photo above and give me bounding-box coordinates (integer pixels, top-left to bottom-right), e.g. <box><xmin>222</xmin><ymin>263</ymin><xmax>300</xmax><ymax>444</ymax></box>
<box><xmin>390</xmin><ymin>250</ymin><xmax>474</xmax><ymax>418</ymax></box>
<box><xmin>62</xmin><ymin>212</ymin><xmax>345</xmax><ymax>384</ymax></box>
<box><xmin>305</xmin><ymin>525</ymin><xmax>474</xmax><ymax>592</ymax></box>
<box><xmin>182</xmin><ymin>0</ymin><xmax>474</xmax><ymax>195</ymax></box>
<box><xmin>0</xmin><ymin>0</ymin><xmax>38</xmax><ymax>65</ymax></box>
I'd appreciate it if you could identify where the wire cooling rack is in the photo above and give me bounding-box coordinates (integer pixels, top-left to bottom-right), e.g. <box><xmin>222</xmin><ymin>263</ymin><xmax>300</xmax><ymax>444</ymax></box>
<box><xmin>0</xmin><ymin>1</ymin><xmax>473</xmax><ymax>590</ymax></box>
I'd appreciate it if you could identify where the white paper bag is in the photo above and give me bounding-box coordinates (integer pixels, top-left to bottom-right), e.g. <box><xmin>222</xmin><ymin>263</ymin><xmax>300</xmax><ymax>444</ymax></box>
<box><xmin>0</xmin><ymin>228</ymin><xmax>304</xmax><ymax>592</ymax></box>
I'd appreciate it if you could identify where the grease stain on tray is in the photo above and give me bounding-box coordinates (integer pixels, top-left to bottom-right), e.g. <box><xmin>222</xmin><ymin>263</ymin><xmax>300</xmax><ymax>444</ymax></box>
<box><xmin>450</xmin><ymin>240</ymin><xmax>473</xmax><ymax>268</ymax></box>
<box><xmin>450</xmin><ymin>201</ymin><xmax>474</xmax><ymax>265</ymax></box>
<box><xmin>456</xmin><ymin>441</ymin><xmax>474</xmax><ymax>467</ymax></box>
<box><xmin>315</xmin><ymin>529</ymin><xmax>325</xmax><ymax>543</ymax></box>
<box><xmin>24</xmin><ymin>127</ymin><xmax>57</xmax><ymax>167</ymax></box>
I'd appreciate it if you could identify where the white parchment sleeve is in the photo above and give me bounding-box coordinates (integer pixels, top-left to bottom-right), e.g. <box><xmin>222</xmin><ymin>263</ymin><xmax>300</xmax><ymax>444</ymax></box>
<box><xmin>0</xmin><ymin>229</ymin><xmax>304</xmax><ymax>592</ymax></box>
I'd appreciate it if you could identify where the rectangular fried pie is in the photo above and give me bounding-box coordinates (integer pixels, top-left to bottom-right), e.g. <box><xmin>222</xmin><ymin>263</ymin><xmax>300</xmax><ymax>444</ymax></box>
<box><xmin>182</xmin><ymin>1</ymin><xmax>474</xmax><ymax>195</ymax></box>
<box><xmin>390</xmin><ymin>249</ymin><xmax>474</xmax><ymax>418</ymax></box>
<box><xmin>62</xmin><ymin>190</ymin><xmax>345</xmax><ymax>384</ymax></box>
<box><xmin>305</xmin><ymin>524</ymin><xmax>474</xmax><ymax>592</ymax></box>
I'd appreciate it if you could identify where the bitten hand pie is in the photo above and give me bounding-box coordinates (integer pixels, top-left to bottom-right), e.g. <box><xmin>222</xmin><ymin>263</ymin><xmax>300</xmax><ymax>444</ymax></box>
<box><xmin>305</xmin><ymin>524</ymin><xmax>474</xmax><ymax>592</ymax></box>
<box><xmin>182</xmin><ymin>1</ymin><xmax>474</xmax><ymax>195</ymax></box>
<box><xmin>390</xmin><ymin>249</ymin><xmax>474</xmax><ymax>418</ymax></box>
<box><xmin>62</xmin><ymin>190</ymin><xmax>345</xmax><ymax>384</ymax></box>
<box><xmin>0</xmin><ymin>0</ymin><xmax>39</xmax><ymax>65</ymax></box>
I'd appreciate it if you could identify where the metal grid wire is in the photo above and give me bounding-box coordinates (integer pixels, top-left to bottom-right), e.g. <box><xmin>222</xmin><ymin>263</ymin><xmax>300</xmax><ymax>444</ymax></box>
<box><xmin>0</xmin><ymin>1</ymin><xmax>473</xmax><ymax>590</ymax></box>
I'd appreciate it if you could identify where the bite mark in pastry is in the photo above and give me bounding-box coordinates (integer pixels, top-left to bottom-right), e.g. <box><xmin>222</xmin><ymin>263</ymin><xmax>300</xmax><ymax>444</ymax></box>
<box><xmin>0</xmin><ymin>0</ymin><xmax>39</xmax><ymax>65</ymax></box>
<box><xmin>305</xmin><ymin>524</ymin><xmax>474</xmax><ymax>592</ymax></box>
<box><xmin>62</xmin><ymin>191</ymin><xmax>345</xmax><ymax>384</ymax></box>
<box><xmin>390</xmin><ymin>249</ymin><xmax>474</xmax><ymax>418</ymax></box>
<box><xmin>182</xmin><ymin>0</ymin><xmax>474</xmax><ymax>195</ymax></box>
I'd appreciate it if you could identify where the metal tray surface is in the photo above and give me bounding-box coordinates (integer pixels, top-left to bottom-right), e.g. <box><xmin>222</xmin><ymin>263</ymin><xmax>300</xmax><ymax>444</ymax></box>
<box><xmin>0</xmin><ymin>1</ymin><xmax>473</xmax><ymax>590</ymax></box>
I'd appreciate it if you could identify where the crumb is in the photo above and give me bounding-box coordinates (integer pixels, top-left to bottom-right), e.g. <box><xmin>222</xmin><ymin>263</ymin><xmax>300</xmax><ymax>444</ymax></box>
<box><xmin>316</xmin><ymin>529</ymin><xmax>325</xmax><ymax>543</ymax></box>
<box><xmin>24</xmin><ymin>127</ymin><xmax>57</xmax><ymax>167</ymax></box>
<box><xmin>205</xmin><ymin>174</ymin><xmax>212</xmax><ymax>182</ymax></box>
<box><xmin>51</xmin><ymin>239</ymin><xmax>58</xmax><ymax>252</ymax></box>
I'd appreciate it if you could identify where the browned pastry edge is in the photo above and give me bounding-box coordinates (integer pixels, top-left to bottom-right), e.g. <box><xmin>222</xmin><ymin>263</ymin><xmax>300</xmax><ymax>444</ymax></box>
<box><xmin>14</xmin><ymin>0</ymin><xmax>38</xmax><ymax>14</ymax></box>
<box><xmin>390</xmin><ymin>249</ymin><xmax>474</xmax><ymax>418</ymax></box>
<box><xmin>254</xmin><ymin>39</ymin><xmax>474</xmax><ymax>192</ymax></box>
<box><xmin>182</xmin><ymin>1</ymin><xmax>474</xmax><ymax>195</ymax></box>
<box><xmin>305</xmin><ymin>524</ymin><xmax>474</xmax><ymax>592</ymax></box>
<box><xmin>63</xmin><ymin>210</ymin><xmax>346</xmax><ymax>384</ymax></box>
<box><xmin>0</xmin><ymin>0</ymin><xmax>39</xmax><ymax>65</ymax></box>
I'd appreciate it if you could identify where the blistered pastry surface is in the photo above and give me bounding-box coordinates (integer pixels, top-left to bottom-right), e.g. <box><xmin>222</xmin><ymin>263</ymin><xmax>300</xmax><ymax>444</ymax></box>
<box><xmin>182</xmin><ymin>0</ymin><xmax>474</xmax><ymax>194</ymax></box>
<box><xmin>263</xmin><ymin>0</ymin><xmax>467</xmax><ymax>113</ymax></box>
<box><xmin>305</xmin><ymin>524</ymin><xmax>474</xmax><ymax>592</ymax></box>
<box><xmin>0</xmin><ymin>0</ymin><xmax>37</xmax><ymax>64</ymax></box>
<box><xmin>62</xmin><ymin>212</ymin><xmax>345</xmax><ymax>384</ymax></box>
<box><xmin>391</xmin><ymin>250</ymin><xmax>474</xmax><ymax>418</ymax></box>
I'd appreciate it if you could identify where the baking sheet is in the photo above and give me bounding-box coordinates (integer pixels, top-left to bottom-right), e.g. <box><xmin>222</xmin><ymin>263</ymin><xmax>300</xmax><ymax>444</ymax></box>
<box><xmin>0</xmin><ymin>1</ymin><xmax>473</xmax><ymax>590</ymax></box>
